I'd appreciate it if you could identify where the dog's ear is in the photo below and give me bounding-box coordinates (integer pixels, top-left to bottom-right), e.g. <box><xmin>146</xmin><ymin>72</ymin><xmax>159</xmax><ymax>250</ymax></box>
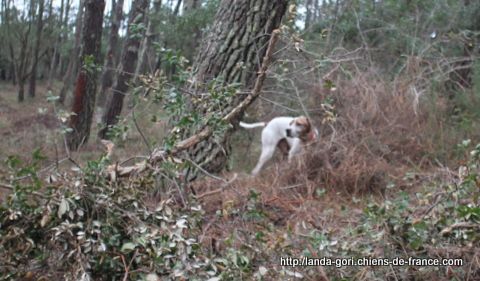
<box><xmin>295</xmin><ymin>116</ymin><xmax>309</xmax><ymax>127</ymax></box>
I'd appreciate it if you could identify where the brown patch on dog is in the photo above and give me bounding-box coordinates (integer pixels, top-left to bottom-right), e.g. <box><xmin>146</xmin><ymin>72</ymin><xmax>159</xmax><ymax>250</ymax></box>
<box><xmin>276</xmin><ymin>138</ymin><xmax>290</xmax><ymax>156</ymax></box>
<box><xmin>295</xmin><ymin>116</ymin><xmax>314</xmax><ymax>142</ymax></box>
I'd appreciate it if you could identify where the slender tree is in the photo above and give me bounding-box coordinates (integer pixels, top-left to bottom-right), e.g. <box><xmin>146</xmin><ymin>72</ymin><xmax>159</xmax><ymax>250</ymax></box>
<box><xmin>305</xmin><ymin>0</ymin><xmax>312</xmax><ymax>30</ymax></box>
<box><xmin>97</xmin><ymin>0</ymin><xmax>124</xmax><ymax>108</ymax></box>
<box><xmin>66</xmin><ymin>0</ymin><xmax>105</xmax><ymax>150</ymax></box>
<box><xmin>47</xmin><ymin>0</ymin><xmax>65</xmax><ymax>89</ymax></box>
<box><xmin>183</xmin><ymin>0</ymin><xmax>198</xmax><ymax>12</ymax></box>
<box><xmin>11</xmin><ymin>2</ymin><xmax>34</xmax><ymax>102</ymax></box>
<box><xmin>99</xmin><ymin>0</ymin><xmax>149</xmax><ymax>138</ymax></box>
<box><xmin>134</xmin><ymin>0</ymin><xmax>161</xmax><ymax>81</ymax></box>
<box><xmin>58</xmin><ymin>0</ymin><xmax>84</xmax><ymax>104</ymax></box>
<box><xmin>56</xmin><ymin>0</ymin><xmax>71</xmax><ymax>77</ymax></box>
<box><xmin>28</xmin><ymin>0</ymin><xmax>45</xmax><ymax>98</ymax></box>
<box><xmin>183</xmin><ymin>0</ymin><xmax>289</xmax><ymax>180</ymax></box>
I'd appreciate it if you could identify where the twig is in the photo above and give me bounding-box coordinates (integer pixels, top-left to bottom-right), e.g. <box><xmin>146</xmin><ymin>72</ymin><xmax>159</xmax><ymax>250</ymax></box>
<box><xmin>121</xmin><ymin>249</ymin><xmax>138</xmax><ymax>281</ymax></box>
<box><xmin>196</xmin><ymin>173</ymin><xmax>239</xmax><ymax>199</ymax></box>
<box><xmin>185</xmin><ymin>157</ymin><xmax>229</xmax><ymax>183</ymax></box>
<box><xmin>0</xmin><ymin>182</ymin><xmax>51</xmax><ymax>200</ymax></box>
<box><xmin>279</xmin><ymin>183</ymin><xmax>304</xmax><ymax>190</ymax></box>
<box><xmin>132</xmin><ymin>106</ymin><xmax>152</xmax><ymax>154</ymax></box>
<box><xmin>441</xmin><ymin>222</ymin><xmax>480</xmax><ymax>236</ymax></box>
<box><xmin>13</xmin><ymin>157</ymin><xmax>69</xmax><ymax>181</ymax></box>
<box><xmin>287</xmin><ymin>78</ymin><xmax>310</xmax><ymax>120</ymax></box>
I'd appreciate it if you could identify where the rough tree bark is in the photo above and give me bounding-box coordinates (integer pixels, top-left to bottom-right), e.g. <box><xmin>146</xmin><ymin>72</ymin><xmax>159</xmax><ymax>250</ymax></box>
<box><xmin>97</xmin><ymin>0</ymin><xmax>124</xmax><ymax>108</ymax></box>
<box><xmin>28</xmin><ymin>0</ymin><xmax>45</xmax><ymax>98</ymax></box>
<box><xmin>99</xmin><ymin>0</ymin><xmax>149</xmax><ymax>139</ymax></box>
<box><xmin>183</xmin><ymin>0</ymin><xmax>289</xmax><ymax>181</ymax></box>
<box><xmin>58</xmin><ymin>0</ymin><xmax>84</xmax><ymax>104</ymax></box>
<box><xmin>66</xmin><ymin>0</ymin><xmax>105</xmax><ymax>150</ymax></box>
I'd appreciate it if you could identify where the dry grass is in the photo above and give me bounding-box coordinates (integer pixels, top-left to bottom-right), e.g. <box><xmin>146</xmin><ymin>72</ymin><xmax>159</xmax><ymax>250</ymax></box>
<box><xmin>188</xmin><ymin>65</ymin><xmax>459</xmax><ymax>258</ymax></box>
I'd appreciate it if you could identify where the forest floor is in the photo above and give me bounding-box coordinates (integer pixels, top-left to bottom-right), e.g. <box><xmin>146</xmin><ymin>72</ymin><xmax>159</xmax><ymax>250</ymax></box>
<box><xmin>0</xmin><ymin>81</ymin><xmax>167</xmax><ymax>172</ymax></box>
<box><xmin>0</xmin><ymin>79</ymin><xmax>418</xmax><ymax>235</ymax></box>
<box><xmin>0</xmin><ymin>79</ymin><xmax>462</xmax><ymax>229</ymax></box>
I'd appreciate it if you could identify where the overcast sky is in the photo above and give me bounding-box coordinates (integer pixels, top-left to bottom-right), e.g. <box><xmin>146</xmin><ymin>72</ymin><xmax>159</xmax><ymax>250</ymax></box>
<box><xmin>12</xmin><ymin>0</ymin><xmax>133</xmax><ymax>16</ymax></box>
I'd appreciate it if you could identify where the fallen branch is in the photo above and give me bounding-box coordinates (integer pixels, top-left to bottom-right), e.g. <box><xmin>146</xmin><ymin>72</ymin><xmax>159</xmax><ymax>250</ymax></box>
<box><xmin>196</xmin><ymin>173</ymin><xmax>239</xmax><ymax>199</ymax></box>
<box><xmin>440</xmin><ymin>222</ymin><xmax>480</xmax><ymax>236</ymax></box>
<box><xmin>108</xmin><ymin>29</ymin><xmax>281</xmax><ymax>179</ymax></box>
<box><xmin>0</xmin><ymin>182</ymin><xmax>52</xmax><ymax>200</ymax></box>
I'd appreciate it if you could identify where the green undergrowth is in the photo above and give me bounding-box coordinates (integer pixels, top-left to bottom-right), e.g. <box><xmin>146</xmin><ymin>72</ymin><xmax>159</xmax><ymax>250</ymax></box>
<box><xmin>1</xmin><ymin>141</ymin><xmax>479</xmax><ymax>280</ymax></box>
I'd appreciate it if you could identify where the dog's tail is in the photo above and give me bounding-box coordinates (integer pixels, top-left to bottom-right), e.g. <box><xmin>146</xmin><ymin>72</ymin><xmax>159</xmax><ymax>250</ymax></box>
<box><xmin>239</xmin><ymin>121</ymin><xmax>266</xmax><ymax>129</ymax></box>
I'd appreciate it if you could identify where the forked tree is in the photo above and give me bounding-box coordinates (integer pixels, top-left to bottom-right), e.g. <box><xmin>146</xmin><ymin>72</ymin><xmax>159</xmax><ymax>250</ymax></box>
<box><xmin>66</xmin><ymin>0</ymin><xmax>105</xmax><ymax>150</ymax></box>
<box><xmin>183</xmin><ymin>0</ymin><xmax>289</xmax><ymax>181</ymax></box>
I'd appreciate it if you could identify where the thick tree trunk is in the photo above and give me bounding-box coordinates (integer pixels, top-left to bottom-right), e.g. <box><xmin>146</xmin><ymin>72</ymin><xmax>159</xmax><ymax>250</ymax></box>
<box><xmin>97</xmin><ymin>0</ymin><xmax>124</xmax><ymax>108</ymax></box>
<box><xmin>58</xmin><ymin>0</ymin><xmax>84</xmax><ymax>104</ymax></box>
<box><xmin>66</xmin><ymin>0</ymin><xmax>105</xmax><ymax>150</ymax></box>
<box><xmin>99</xmin><ymin>0</ymin><xmax>149</xmax><ymax>139</ymax></box>
<box><xmin>28</xmin><ymin>0</ymin><xmax>44</xmax><ymax>98</ymax></box>
<box><xmin>183</xmin><ymin>0</ymin><xmax>289</xmax><ymax>181</ymax></box>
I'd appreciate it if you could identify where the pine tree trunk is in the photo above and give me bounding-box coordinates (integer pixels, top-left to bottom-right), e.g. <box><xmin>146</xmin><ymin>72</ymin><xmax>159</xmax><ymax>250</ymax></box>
<box><xmin>58</xmin><ymin>0</ymin><xmax>84</xmax><ymax>104</ymax></box>
<box><xmin>99</xmin><ymin>0</ymin><xmax>149</xmax><ymax>139</ymax></box>
<box><xmin>97</xmin><ymin>0</ymin><xmax>124</xmax><ymax>108</ymax></box>
<box><xmin>28</xmin><ymin>0</ymin><xmax>44</xmax><ymax>98</ymax></box>
<box><xmin>66</xmin><ymin>0</ymin><xmax>105</xmax><ymax>150</ymax></box>
<box><xmin>183</xmin><ymin>0</ymin><xmax>289</xmax><ymax>181</ymax></box>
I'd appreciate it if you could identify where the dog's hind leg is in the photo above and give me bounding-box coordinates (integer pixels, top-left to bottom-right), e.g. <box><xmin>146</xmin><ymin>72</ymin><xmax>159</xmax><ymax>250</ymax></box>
<box><xmin>251</xmin><ymin>146</ymin><xmax>275</xmax><ymax>175</ymax></box>
<box><xmin>288</xmin><ymin>139</ymin><xmax>302</xmax><ymax>162</ymax></box>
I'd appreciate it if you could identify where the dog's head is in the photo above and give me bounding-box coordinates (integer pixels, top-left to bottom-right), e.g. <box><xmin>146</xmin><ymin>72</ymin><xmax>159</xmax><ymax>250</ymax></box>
<box><xmin>287</xmin><ymin>116</ymin><xmax>315</xmax><ymax>141</ymax></box>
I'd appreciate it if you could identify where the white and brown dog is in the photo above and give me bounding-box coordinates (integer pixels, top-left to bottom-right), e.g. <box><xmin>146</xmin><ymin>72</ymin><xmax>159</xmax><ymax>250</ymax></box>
<box><xmin>240</xmin><ymin>116</ymin><xmax>318</xmax><ymax>175</ymax></box>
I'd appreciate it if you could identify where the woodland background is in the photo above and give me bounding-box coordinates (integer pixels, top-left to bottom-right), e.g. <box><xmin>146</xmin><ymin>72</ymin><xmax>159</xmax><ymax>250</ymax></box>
<box><xmin>0</xmin><ymin>0</ymin><xmax>480</xmax><ymax>280</ymax></box>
